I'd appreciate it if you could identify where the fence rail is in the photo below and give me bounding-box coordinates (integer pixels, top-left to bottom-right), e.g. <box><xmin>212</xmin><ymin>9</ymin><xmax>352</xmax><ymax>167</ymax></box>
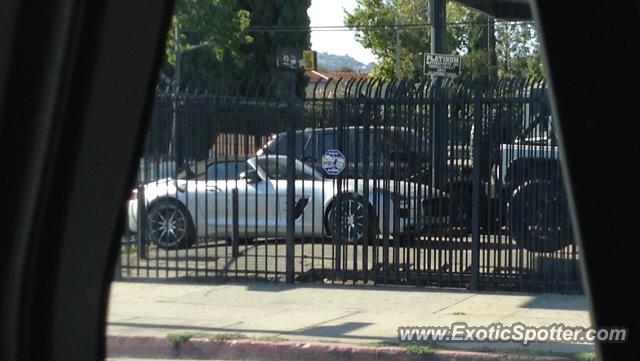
<box><xmin>120</xmin><ymin>76</ymin><xmax>581</xmax><ymax>293</ymax></box>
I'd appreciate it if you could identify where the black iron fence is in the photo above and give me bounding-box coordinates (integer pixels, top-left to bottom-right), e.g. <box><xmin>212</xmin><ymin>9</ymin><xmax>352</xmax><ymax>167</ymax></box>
<box><xmin>119</xmin><ymin>77</ymin><xmax>581</xmax><ymax>293</ymax></box>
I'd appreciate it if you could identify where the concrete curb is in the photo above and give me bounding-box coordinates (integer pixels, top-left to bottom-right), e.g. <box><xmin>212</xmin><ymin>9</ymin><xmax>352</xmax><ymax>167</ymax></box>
<box><xmin>106</xmin><ymin>335</ymin><xmax>575</xmax><ymax>361</ymax></box>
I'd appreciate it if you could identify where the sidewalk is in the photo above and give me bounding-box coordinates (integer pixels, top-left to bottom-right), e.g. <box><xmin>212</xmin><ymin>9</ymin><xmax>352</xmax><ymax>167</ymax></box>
<box><xmin>107</xmin><ymin>281</ymin><xmax>593</xmax><ymax>355</ymax></box>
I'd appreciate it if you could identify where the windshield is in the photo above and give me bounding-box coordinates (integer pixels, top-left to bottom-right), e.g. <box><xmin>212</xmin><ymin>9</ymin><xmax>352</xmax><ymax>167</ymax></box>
<box><xmin>251</xmin><ymin>156</ymin><xmax>322</xmax><ymax>181</ymax></box>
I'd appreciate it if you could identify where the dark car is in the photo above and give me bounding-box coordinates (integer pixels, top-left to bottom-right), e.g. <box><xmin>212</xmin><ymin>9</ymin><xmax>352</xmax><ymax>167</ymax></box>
<box><xmin>258</xmin><ymin>126</ymin><xmax>430</xmax><ymax>180</ymax></box>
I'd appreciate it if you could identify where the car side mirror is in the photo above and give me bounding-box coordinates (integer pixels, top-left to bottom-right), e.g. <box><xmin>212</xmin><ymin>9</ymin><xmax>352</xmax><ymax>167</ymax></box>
<box><xmin>240</xmin><ymin>169</ymin><xmax>261</xmax><ymax>183</ymax></box>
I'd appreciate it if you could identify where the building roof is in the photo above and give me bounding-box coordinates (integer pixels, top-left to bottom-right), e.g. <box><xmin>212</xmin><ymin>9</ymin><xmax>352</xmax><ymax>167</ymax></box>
<box><xmin>305</xmin><ymin>70</ymin><xmax>368</xmax><ymax>81</ymax></box>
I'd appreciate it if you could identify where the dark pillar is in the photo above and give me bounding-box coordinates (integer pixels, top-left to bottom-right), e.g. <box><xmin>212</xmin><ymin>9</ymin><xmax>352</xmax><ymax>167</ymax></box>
<box><xmin>469</xmin><ymin>85</ymin><xmax>482</xmax><ymax>291</ymax></box>
<box><xmin>430</xmin><ymin>0</ymin><xmax>446</xmax><ymax>54</ymax></box>
<box><xmin>487</xmin><ymin>16</ymin><xmax>497</xmax><ymax>80</ymax></box>
<box><xmin>430</xmin><ymin>0</ymin><xmax>447</xmax><ymax>189</ymax></box>
<box><xmin>285</xmin><ymin>70</ymin><xmax>296</xmax><ymax>283</ymax></box>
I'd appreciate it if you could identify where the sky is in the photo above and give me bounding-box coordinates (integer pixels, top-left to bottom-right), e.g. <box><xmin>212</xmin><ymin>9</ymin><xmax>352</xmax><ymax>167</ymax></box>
<box><xmin>307</xmin><ymin>0</ymin><xmax>377</xmax><ymax>65</ymax></box>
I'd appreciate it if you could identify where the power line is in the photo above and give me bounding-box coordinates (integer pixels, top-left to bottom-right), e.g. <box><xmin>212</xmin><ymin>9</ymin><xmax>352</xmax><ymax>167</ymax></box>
<box><xmin>246</xmin><ymin>20</ymin><xmax>535</xmax><ymax>33</ymax></box>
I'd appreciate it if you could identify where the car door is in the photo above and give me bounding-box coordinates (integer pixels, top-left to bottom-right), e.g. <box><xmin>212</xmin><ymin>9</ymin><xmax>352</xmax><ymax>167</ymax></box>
<box><xmin>258</xmin><ymin>156</ymin><xmax>322</xmax><ymax>236</ymax></box>
<box><xmin>254</xmin><ymin>157</ymin><xmax>289</xmax><ymax>236</ymax></box>
<box><xmin>201</xmin><ymin>161</ymin><xmax>251</xmax><ymax>238</ymax></box>
<box><xmin>203</xmin><ymin>160</ymin><xmax>287</xmax><ymax>239</ymax></box>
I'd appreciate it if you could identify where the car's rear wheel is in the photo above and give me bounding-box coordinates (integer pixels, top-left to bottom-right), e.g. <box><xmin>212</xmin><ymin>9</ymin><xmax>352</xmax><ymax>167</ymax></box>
<box><xmin>509</xmin><ymin>180</ymin><xmax>571</xmax><ymax>252</ymax></box>
<box><xmin>327</xmin><ymin>194</ymin><xmax>375</xmax><ymax>244</ymax></box>
<box><xmin>147</xmin><ymin>198</ymin><xmax>196</xmax><ymax>250</ymax></box>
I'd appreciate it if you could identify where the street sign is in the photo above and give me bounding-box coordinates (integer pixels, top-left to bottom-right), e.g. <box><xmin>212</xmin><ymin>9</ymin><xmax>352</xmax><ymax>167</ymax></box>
<box><xmin>302</xmin><ymin>50</ymin><xmax>317</xmax><ymax>71</ymax></box>
<box><xmin>322</xmin><ymin>149</ymin><xmax>346</xmax><ymax>176</ymax></box>
<box><xmin>276</xmin><ymin>48</ymin><xmax>300</xmax><ymax>70</ymax></box>
<box><xmin>424</xmin><ymin>53</ymin><xmax>461</xmax><ymax>77</ymax></box>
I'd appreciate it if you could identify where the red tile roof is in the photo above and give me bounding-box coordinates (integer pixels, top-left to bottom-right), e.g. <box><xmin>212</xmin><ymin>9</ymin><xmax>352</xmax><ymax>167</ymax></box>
<box><xmin>305</xmin><ymin>70</ymin><xmax>368</xmax><ymax>81</ymax></box>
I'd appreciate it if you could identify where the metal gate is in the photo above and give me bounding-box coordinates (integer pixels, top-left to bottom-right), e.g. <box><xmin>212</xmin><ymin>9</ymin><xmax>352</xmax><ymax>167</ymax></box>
<box><xmin>118</xmin><ymin>77</ymin><xmax>581</xmax><ymax>293</ymax></box>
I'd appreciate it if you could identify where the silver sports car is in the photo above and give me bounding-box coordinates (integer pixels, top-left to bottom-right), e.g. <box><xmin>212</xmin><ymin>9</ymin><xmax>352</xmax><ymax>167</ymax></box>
<box><xmin>127</xmin><ymin>155</ymin><xmax>448</xmax><ymax>249</ymax></box>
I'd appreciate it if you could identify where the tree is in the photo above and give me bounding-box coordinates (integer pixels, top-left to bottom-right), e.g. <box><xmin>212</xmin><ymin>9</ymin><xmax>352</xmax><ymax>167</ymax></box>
<box><xmin>345</xmin><ymin>0</ymin><xmax>542</xmax><ymax>81</ymax></box>
<box><xmin>161</xmin><ymin>0</ymin><xmax>312</xmax><ymax>98</ymax></box>
<box><xmin>494</xmin><ymin>22</ymin><xmax>543</xmax><ymax>78</ymax></box>
<box><xmin>345</xmin><ymin>0</ymin><xmax>459</xmax><ymax>79</ymax></box>
<box><xmin>163</xmin><ymin>0</ymin><xmax>253</xmax><ymax>86</ymax></box>
<box><xmin>237</xmin><ymin>0</ymin><xmax>311</xmax><ymax>98</ymax></box>
<box><xmin>238</xmin><ymin>0</ymin><xmax>311</xmax><ymax>98</ymax></box>
<box><xmin>447</xmin><ymin>5</ymin><xmax>498</xmax><ymax>81</ymax></box>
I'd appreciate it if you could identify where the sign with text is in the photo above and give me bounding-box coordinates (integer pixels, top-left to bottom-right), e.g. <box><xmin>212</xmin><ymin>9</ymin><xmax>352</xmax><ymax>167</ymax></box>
<box><xmin>424</xmin><ymin>53</ymin><xmax>461</xmax><ymax>77</ymax></box>
<box><xmin>276</xmin><ymin>49</ymin><xmax>300</xmax><ymax>70</ymax></box>
<box><xmin>302</xmin><ymin>50</ymin><xmax>317</xmax><ymax>71</ymax></box>
<box><xmin>322</xmin><ymin>149</ymin><xmax>345</xmax><ymax>176</ymax></box>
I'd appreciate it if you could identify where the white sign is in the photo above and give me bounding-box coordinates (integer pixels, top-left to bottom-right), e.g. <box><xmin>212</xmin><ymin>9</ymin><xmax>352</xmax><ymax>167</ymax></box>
<box><xmin>322</xmin><ymin>149</ymin><xmax>346</xmax><ymax>176</ymax></box>
<box><xmin>276</xmin><ymin>49</ymin><xmax>300</xmax><ymax>70</ymax></box>
<box><xmin>424</xmin><ymin>53</ymin><xmax>461</xmax><ymax>77</ymax></box>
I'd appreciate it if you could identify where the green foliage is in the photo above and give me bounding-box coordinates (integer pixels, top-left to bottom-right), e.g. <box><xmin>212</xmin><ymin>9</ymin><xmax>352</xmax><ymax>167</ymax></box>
<box><xmin>166</xmin><ymin>332</ymin><xmax>200</xmax><ymax>343</ymax></box>
<box><xmin>120</xmin><ymin>243</ymin><xmax>137</xmax><ymax>254</ymax></box>
<box><xmin>167</xmin><ymin>331</ymin><xmax>249</xmax><ymax>343</ymax></box>
<box><xmin>403</xmin><ymin>343</ymin><xmax>438</xmax><ymax>355</ymax></box>
<box><xmin>254</xmin><ymin>335</ymin><xmax>288</xmax><ymax>342</ymax></box>
<box><xmin>570</xmin><ymin>352</ymin><xmax>597</xmax><ymax>361</ymax></box>
<box><xmin>166</xmin><ymin>331</ymin><xmax>288</xmax><ymax>344</ymax></box>
<box><xmin>164</xmin><ymin>0</ymin><xmax>311</xmax><ymax>97</ymax></box>
<box><xmin>494</xmin><ymin>21</ymin><xmax>542</xmax><ymax>78</ymax></box>
<box><xmin>238</xmin><ymin>0</ymin><xmax>311</xmax><ymax>98</ymax></box>
<box><xmin>345</xmin><ymin>0</ymin><xmax>443</xmax><ymax>79</ymax></box>
<box><xmin>345</xmin><ymin>0</ymin><xmax>542</xmax><ymax>81</ymax></box>
<box><xmin>164</xmin><ymin>0</ymin><xmax>252</xmax><ymax>83</ymax></box>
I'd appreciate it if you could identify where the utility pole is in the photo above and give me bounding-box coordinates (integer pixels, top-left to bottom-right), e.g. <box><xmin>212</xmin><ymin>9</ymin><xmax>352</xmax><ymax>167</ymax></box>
<box><xmin>171</xmin><ymin>21</ymin><xmax>183</xmax><ymax>175</ymax></box>
<box><xmin>429</xmin><ymin>0</ymin><xmax>447</xmax><ymax>189</ymax></box>
<box><xmin>430</xmin><ymin>0</ymin><xmax>445</xmax><ymax>55</ymax></box>
<box><xmin>394</xmin><ymin>12</ymin><xmax>401</xmax><ymax>79</ymax></box>
<box><xmin>487</xmin><ymin>16</ymin><xmax>497</xmax><ymax>80</ymax></box>
<box><xmin>173</xmin><ymin>22</ymin><xmax>182</xmax><ymax>92</ymax></box>
<box><xmin>169</xmin><ymin>24</ymin><xmax>208</xmax><ymax>175</ymax></box>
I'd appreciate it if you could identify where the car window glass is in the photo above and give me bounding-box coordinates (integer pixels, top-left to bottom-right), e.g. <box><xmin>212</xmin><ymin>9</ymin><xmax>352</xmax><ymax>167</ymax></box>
<box><xmin>206</xmin><ymin>161</ymin><xmax>247</xmax><ymax>180</ymax></box>
<box><xmin>302</xmin><ymin>132</ymin><xmax>316</xmax><ymax>159</ymax></box>
<box><xmin>257</xmin><ymin>158</ymin><xmax>288</xmax><ymax>180</ymax></box>
<box><xmin>257</xmin><ymin>158</ymin><xmax>316</xmax><ymax>180</ymax></box>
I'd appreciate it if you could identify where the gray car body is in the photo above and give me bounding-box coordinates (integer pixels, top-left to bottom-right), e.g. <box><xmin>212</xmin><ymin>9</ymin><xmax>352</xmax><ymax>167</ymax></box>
<box><xmin>127</xmin><ymin>155</ymin><xmax>447</xmax><ymax>240</ymax></box>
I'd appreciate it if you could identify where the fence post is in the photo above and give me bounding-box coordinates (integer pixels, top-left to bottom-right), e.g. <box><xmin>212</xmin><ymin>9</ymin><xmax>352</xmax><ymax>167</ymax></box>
<box><xmin>285</xmin><ymin>69</ymin><xmax>296</xmax><ymax>284</ymax></box>
<box><xmin>469</xmin><ymin>83</ymin><xmax>482</xmax><ymax>291</ymax></box>
<box><xmin>113</xmin><ymin>242</ymin><xmax>123</xmax><ymax>281</ymax></box>
<box><xmin>136</xmin><ymin>185</ymin><xmax>147</xmax><ymax>260</ymax></box>
<box><xmin>334</xmin><ymin>102</ymin><xmax>344</xmax><ymax>278</ymax></box>
<box><xmin>232</xmin><ymin>188</ymin><xmax>240</xmax><ymax>258</ymax></box>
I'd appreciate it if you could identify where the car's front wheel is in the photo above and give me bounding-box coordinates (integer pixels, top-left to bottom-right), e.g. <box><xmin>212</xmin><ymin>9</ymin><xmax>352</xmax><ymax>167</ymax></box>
<box><xmin>147</xmin><ymin>198</ymin><xmax>196</xmax><ymax>250</ymax></box>
<box><xmin>327</xmin><ymin>194</ymin><xmax>376</xmax><ymax>244</ymax></box>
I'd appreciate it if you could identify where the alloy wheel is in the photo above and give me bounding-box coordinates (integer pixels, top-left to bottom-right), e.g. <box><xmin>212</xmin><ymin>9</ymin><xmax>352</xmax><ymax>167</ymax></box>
<box><xmin>148</xmin><ymin>202</ymin><xmax>187</xmax><ymax>248</ymax></box>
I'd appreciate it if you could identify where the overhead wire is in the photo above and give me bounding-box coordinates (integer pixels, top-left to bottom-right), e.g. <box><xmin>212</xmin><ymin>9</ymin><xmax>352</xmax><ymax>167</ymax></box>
<box><xmin>246</xmin><ymin>20</ymin><xmax>535</xmax><ymax>33</ymax></box>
